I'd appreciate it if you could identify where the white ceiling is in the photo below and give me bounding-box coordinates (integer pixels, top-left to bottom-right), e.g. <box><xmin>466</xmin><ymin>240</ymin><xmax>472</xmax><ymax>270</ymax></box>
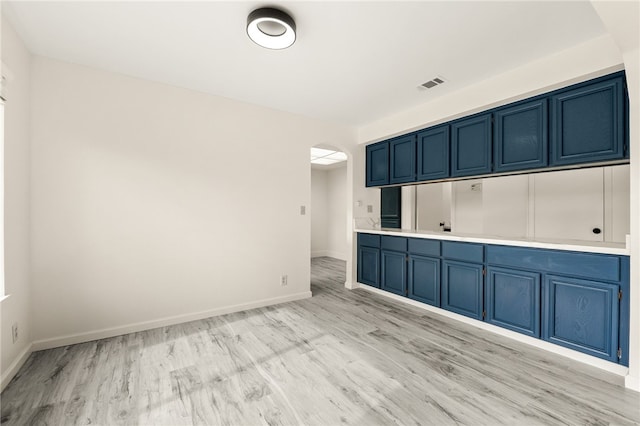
<box><xmin>4</xmin><ymin>1</ymin><xmax>607</xmax><ymax>127</ymax></box>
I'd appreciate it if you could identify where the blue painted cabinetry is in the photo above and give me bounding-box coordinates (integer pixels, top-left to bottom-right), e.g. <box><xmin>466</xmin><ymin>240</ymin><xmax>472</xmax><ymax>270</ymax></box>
<box><xmin>441</xmin><ymin>241</ymin><xmax>485</xmax><ymax>320</ymax></box>
<box><xmin>357</xmin><ymin>234</ymin><xmax>380</xmax><ymax>287</ymax></box>
<box><xmin>550</xmin><ymin>77</ymin><xmax>625</xmax><ymax>166</ymax></box>
<box><xmin>486</xmin><ymin>267</ymin><xmax>541</xmax><ymax>337</ymax></box>
<box><xmin>365</xmin><ymin>142</ymin><xmax>389</xmax><ymax>187</ymax></box>
<box><xmin>389</xmin><ymin>135</ymin><xmax>417</xmax><ymax>184</ymax></box>
<box><xmin>543</xmin><ymin>275</ymin><xmax>619</xmax><ymax>362</ymax></box>
<box><xmin>451</xmin><ymin>114</ymin><xmax>492</xmax><ymax>177</ymax></box>
<box><xmin>407</xmin><ymin>239</ymin><xmax>441</xmax><ymax>306</ymax></box>
<box><xmin>356</xmin><ymin>232</ymin><xmax>630</xmax><ymax>365</ymax></box>
<box><xmin>494</xmin><ymin>99</ymin><xmax>548</xmax><ymax>172</ymax></box>
<box><xmin>363</xmin><ymin>72</ymin><xmax>627</xmax><ymax>187</ymax></box>
<box><xmin>417</xmin><ymin>125</ymin><xmax>450</xmax><ymax>181</ymax></box>
<box><xmin>381</xmin><ymin>236</ymin><xmax>408</xmax><ymax>296</ymax></box>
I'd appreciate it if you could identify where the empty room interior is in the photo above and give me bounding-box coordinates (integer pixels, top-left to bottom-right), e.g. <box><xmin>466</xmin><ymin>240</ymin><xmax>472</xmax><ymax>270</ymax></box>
<box><xmin>1</xmin><ymin>1</ymin><xmax>640</xmax><ymax>424</ymax></box>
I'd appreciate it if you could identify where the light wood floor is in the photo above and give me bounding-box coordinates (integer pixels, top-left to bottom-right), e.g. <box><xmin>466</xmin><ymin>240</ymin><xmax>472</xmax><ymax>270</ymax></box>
<box><xmin>2</xmin><ymin>257</ymin><xmax>639</xmax><ymax>425</ymax></box>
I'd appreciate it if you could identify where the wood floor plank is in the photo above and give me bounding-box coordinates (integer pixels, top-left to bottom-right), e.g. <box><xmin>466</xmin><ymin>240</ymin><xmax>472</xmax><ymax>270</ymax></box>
<box><xmin>1</xmin><ymin>256</ymin><xmax>639</xmax><ymax>425</ymax></box>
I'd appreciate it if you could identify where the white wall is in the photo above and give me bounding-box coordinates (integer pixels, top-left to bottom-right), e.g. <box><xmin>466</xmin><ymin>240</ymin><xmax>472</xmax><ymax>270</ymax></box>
<box><xmin>423</xmin><ymin>167</ymin><xmax>629</xmax><ymax>242</ymax></box>
<box><xmin>311</xmin><ymin>165</ymin><xmax>348</xmax><ymax>260</ymax></box>
<box><xmin>326</xmin><ymin>165</ymin><xmax>347</xmax><ymax>260</ymax></box>
<box><xmin>29</xmin><ymin>56</ymin><xmax>353</xmax><ymax>346</ymax></box>
<box><xmin>310</xmin><ymin>168</ymin><xmax>328</xmax><ymax>257</ymax></box>
<box><xmin>1</xmin><ymin>18</ymin><xmax>32</xmax><ymax>388</ymax></box>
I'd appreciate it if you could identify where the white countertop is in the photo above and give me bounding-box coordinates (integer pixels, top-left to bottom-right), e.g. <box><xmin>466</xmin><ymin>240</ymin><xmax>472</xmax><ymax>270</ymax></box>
<box><xmin>355</xmin><ymin>227</ymin><xmax>629</xmax><ymax>256</ymax></box>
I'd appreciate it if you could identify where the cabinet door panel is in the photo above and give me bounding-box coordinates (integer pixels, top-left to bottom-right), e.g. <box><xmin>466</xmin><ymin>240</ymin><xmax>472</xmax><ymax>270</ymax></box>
<box><xmin>358</xmin><ymin>246</ymin><xmax>380</xmax><ymax>288</ymax></box>
<box><xmin>390</xmin><ymin>135</ymin><xmax>416</xmax><ymax>184</ymax></box>
<box><xmin>494</xmin><ymin>99</ymin><xmax>548</xmax><ymax>172</ymax></box>
<box><xmin>486</xmin><ymin>267</ymin><xmax>540</xmax><ymax>337</ymax></box>
<box><xmin>408</xmin><ymin>255</ymin><xmax>440</xmax><ymax>306</ymax></box>
<box><xmin>381</xmin><ymin>251</ymin><xmax>407</xmax><ymax>296</ymax></box>
<box><xmin>550</xmin><ymin>77</ymin><xmax>625</xmax><ymax>166</ymax></box>
<box><xmin>442</xmin><ymin>260</ymin><xmax>483</xmax><ymax>320</ymax></box>
<box><xmin>451</xmin><ymin>114</ymin><xmax>492</xmax><ymax>177</ymax></box>
<box><xmin>366</xmin><ymin>143</ymin><xmax>389</xmax><ymax>187</ymax></box>
<box><xmin>543</xmin><ymin>275</ymin><xmax>619</xmax><ymax>362</ymax></box>
<box><xmin>417</xmin><ymin>126</ymin><xmax>450</xmax><ymax>181</ymax></box>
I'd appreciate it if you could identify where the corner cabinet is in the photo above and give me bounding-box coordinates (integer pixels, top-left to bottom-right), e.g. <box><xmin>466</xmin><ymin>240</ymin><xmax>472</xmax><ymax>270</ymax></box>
<box><xmin>550</xmin><ymin>77</ymin><xmax>625</xmax><ymax>166</ymax></box>
<box><xmin>365</xmin><ymin>142</ymin><xmax>389</xmax><ymax>187</ymax></box>
<box><xmin>356</xmin><ymin>232</ymin><xmax>630</xmax><ymax>366</ymax></box>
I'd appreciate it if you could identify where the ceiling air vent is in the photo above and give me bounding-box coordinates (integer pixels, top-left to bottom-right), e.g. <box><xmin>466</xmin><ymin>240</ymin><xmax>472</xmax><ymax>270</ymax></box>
<box><xmin>420</xmin><ymin>77</ymin><xmax>445</xmax><ymax>90</ymax></box>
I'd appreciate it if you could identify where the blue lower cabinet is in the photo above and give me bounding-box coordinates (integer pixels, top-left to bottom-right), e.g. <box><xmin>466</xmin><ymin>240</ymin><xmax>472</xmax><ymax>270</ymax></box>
<box><xmin>357</xmin><ymin>246</ymin><xmax>380</xmax><ymax>288</ymax></box>
<box><xmin>442</xmin><ymin>260</ymin><xmax>483</xmax><ymax>320</ymax></box>
<box><xmin>381</xmin><ymin>250</ymin><xmax>407</xmax><ymax>296</ymax></box>
<box><xmin>543</xmin><ymin>275</ymin><xmax>619</xmax><ymax>362</ymax></box>
<box><xmin>486</xmin><ymin>267</ymin><xmax>541</xmax><ymax>338</ymax></box>
<box><xmin>408</xmin><ymin>255</ymin><xmax>440</xmax><ymax>306</ymax></box>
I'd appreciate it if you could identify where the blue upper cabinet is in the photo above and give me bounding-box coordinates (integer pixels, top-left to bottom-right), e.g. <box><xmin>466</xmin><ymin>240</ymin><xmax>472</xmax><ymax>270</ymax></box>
<box><xmin>417</xmin><ymin>125</ymin><xmax>450</xmax><ymax>181</ymax></box>
<box><xmin>550</xmin><ymin>77</ymin><xmax>625</xmax><ymax>166</ymax></box>
<box><xmin>451</xmin><ymin>113</ymin><xmax>492</xmax><ymax>177</ymax></box>
<box><xmin>494</xmin><ymin>99</ymin><xmax>548</xmax><ymax>173</ymax></box>
<box><xmin>366</xmin><ymin>142</ymin><xmax>389</xmax><ymax>187</ymax></box>
<box><xmin>389</xmin><ymin>135</ymin><xmax>416</xmax><ymax>184</ymax></box>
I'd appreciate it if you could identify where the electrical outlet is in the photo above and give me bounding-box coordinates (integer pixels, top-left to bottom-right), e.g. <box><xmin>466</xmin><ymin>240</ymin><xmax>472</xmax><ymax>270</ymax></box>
<box><xmin>11</xmin><ymin>323</ymin><xmax>18</xmax><ymax>343</ymax></box>
<box><xmin>300</xmin><ymin>205</ymin><xmax>306</xmax><ymax>215</ymax></box>
<box><xmin>367</xmin><ymin>205</ymin><xmax>373</xmax><ymax>213</ymax></box>
<box><xmin>280</xmin><ymin>275</ymin><xmax>288</xmax><ymax>286</ymax></box>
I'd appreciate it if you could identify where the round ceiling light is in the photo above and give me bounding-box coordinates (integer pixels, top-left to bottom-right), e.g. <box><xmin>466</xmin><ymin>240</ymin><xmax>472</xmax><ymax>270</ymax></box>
<box><xmin>247</xmin><ymin>7</ymin><xmax>296</xmax><ymax>50</ymax></box>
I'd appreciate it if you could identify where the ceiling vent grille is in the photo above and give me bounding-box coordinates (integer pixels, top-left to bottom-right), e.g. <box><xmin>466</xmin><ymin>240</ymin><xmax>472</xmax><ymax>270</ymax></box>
<box><xmin>420</xmin><ymin>77</ymin><xmax>445</xmax><ymax>90</ymax></box>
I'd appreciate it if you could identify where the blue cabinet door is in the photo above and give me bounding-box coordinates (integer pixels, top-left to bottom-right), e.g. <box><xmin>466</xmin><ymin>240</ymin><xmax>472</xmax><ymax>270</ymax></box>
<box><xmin>550</xmin><ymin>77</ymin><xmax>625</xmax><ymax>166</ymax></box>
<box><xmin>486</xmin><ymin>267</ymin><xmax>541</xmax><ymax>337</ymax></box>
<box><xmin>543</xmin><ymin>275</ymin><xmax>619</xmax><ymax>362</ymax></box>
<box><xmin>417</xmin><ymin>125</ymin><xmax>450</xmax><ymax>181</ymax></box>
<box><xmin>381</xmin><ymin>250</ymin><xmax>407</xmax><ymax>296</ymax></box>
<box><xmin>451</xmin><ymin>114</ymin><xmax>492</xmax><ymax>177</ymax></box>
<box><xmin>357</xmin><ymin>246</ymin><xmax>380</xmax><ymax>288</ymax></box>
<box><xmin>494</xmin><ymin>99</ymin><xmax>548</xmax><ymax>173</ymax></box>
<box><xmin>442</xmin><ymin>260</ymin><xmax>483</xmax><ymax>320</ymax></box>
<box><xmin>389</xmin><ymin>135</ymin><xmax>416</xmax><ymax>184</ymax></box>
<box><xmin>366</xmin><ymin>142</ymin><xmax>389</xmax><ymax>187</ymax></box>
<box><xmin>408</xmin><ymin>255</ymin><xmax>440</xmax><ymax>306</ymax></box>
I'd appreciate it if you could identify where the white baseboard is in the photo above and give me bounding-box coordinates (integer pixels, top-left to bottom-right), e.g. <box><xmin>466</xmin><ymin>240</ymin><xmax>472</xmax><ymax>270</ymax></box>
<box><xmin>1</xmin><ymin>342</ymin><xmax>33</xmax><ymax>392</ymax></box>
<box><xmin>357</xmin><ymin>284</ymin><xmax>630</xmax><ymax>378</ymax></box>
<box><xmin>31</xmin><ymin>291</ymin><xmax>312</xmax><ymax>352</ymax></box>
<box><xmin>625</xmin><ymin>375</ymin><xmax>640</xmax><ymax>392</ymax></box>
<box><xmin>311</xmin><ymin>250</ymin><xmax>347</xmax><ymax>261</ymax></box>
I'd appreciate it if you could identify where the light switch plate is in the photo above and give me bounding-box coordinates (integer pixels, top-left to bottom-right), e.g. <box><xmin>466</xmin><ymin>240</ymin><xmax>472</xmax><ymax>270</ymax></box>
<box><xmin>300</xmin><ymin>205</ymin><xmax>306</xmax><ymax>215</ymax></box>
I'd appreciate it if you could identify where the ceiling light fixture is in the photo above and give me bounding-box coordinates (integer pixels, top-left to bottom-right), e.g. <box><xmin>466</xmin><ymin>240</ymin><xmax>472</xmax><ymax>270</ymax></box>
<box><xmin>247</xmin><ymin>7</ymin><xmax>296</xmax><ymax>50</ymax></box>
